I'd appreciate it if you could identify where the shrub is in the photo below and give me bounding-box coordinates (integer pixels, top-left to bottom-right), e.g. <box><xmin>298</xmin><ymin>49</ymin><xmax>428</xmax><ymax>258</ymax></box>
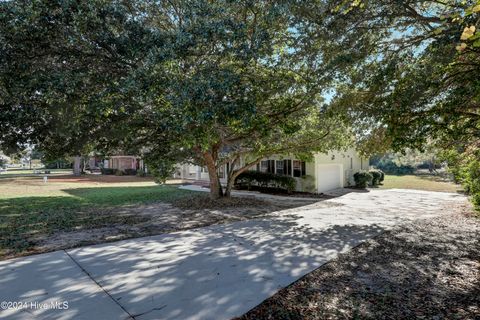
<box><xmin>235</xmin><ymin>171</ymin><xmax>296</xmax><ymax>193</ymax></box>
<box><xmin>100</xmin><ymin>168</ymin><xmax>116</xmax><ymax>175</ymax></box>
<box><xmin>375</xmin><ymin>160</ymin><xmax>415</xmax><ymax>174</ymax></box>
<box><xmin>369</xmin><ymin>170</ymin><xmax>382</xmax><ymax>186</ymax></box>
<box><xmin>115</xmin><ymin>169</ymin><xmax>124</xmax><ymax>176</ymax></box>
<box><xmin>137</xmin><ymin>169</ymin><xmax>146</xmax><ymax>177</ymax></box>
<box><xmin>439</xmin><ymin>149</ymin><xmax>480</xmax><ymax>211</ymax></box>
<box><xmin>354</xmin><ymin>170</ymin><xmax>373</xmax><ymax>188</ymax></box>
<box><xmin>460</xmin><ymin>157</ymin><xmax>480</xmax><ymax>209</ymax></box>
<box><xmin>378</xmin><ymin>169</ymin><xmax>385</xmax><ymax>183</ymax></box>
<box><xmin>124</xmin><ymin>168</ymin><xmax>137</xmax><ymax>176</ymax></box>
<box><xmin>44</xmin><ymin>159</ymin><xmax>72</xmax><ymax>169</ymax></box>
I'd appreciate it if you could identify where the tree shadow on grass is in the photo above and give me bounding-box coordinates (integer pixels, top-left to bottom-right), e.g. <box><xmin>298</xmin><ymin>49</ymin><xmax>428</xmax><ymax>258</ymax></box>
<box><xmin>0</xmin><ymin>194</ymin><xmax>151</xmax><ymax>257</ymax></box>
<box><xmin>0</xmin><ymin>185</ymin><xmax>322</xmax><ymax>260</ymax></box>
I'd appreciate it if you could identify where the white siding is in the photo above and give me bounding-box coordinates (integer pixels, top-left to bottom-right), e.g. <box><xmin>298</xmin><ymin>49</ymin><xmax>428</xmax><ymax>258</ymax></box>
<box><xmin>176</xmin><ymin>148</ymin><xmax>368</xmax><ymax>192</ymax></box>
<box><xmin>313</xmin><ymin>148</ymin><xmax>367</xmax><ymax>187</ymax></box>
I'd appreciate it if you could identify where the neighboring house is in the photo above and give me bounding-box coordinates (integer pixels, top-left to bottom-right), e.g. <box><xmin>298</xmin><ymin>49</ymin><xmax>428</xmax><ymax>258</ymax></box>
<box><xmin>176</xmin><ymin>148</ymin><xmax>369</xmax><ymax>193</ymax></box>
<box><xmin>87</xmin><ymin>156</ymin><xmax>104</xmax><ymax>171</ymax></box>
<box><xmin>87</xmin><ymin>155</ymin><xmax>146</xmax><ymax>172</ymax></box>
<box><xmin>106</xmin><ymin>155</ymin><xmax>139</xmax><ymax>171</ymax></box>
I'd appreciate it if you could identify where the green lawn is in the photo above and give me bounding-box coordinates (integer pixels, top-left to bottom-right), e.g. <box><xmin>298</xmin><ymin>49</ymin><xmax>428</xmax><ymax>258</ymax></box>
<box><xmin>0</xmin><ymin>168</ymin><xmax>72</xmax><ymax>177</ymax></box>
<box><xmin>0</xmin><ymin>175</ymin><xmax>193</xmax><ymax>256</ymax></box>
<box><xmin>379</xmin><ymin>174</ymin><xmax>462</xmax><ymax>193</ymax></box>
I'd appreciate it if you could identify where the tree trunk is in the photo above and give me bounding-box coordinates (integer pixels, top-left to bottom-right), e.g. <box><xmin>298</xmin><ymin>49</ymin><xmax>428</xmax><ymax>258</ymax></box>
<box><xmin>224</xmin><ymin>158</ymin><xmax>263</xmax><ymax>197</ymax></box>
<box><xmin>224</xmin><ymin>175</ymin><xmax>236</xmax><ymax>197</ymax></box>
<box><xmin>203</xmin><ymin>152</ymin><xmax>223</xmax><ymax>199</ymax></box>
<box><xmin>73</xmin><ymin>156</ymin><xmax>82</xmax><ymax>176</ymax></box>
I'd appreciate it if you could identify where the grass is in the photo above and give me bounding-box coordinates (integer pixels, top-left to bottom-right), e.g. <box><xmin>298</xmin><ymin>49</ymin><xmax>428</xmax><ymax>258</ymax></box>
<box><xmin>379</xmin><ymin>174</ymin><xmax>462</xmax><ymax>193</ymax></box>
<box><xmin>0</xmin><ymin>168</ymin><xmax>72</xmax><ymax>177</ymax></box>
<box><xmin>0</xmin><ymin>175</ymin><xmax>194</xmax><ymax>256</ymax></box>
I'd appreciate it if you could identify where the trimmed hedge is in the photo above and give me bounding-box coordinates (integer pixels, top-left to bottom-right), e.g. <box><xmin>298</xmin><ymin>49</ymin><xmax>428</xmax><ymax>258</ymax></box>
<box><xmin>354</xmin><ymin>170</ymin><xmax>373</xmax><ymax>188</ymax></box>
<box><xmin>124</xmin><ymin>168</ymin><xmax>137</xmax><ymax>176</ymax></box>
<box><xmin>369</xmin><ymin>169</ymin><xmax>383</xmax><ymax>186</ymax></box>
<box><xmin>378</xmin><ymin>169</ymin><xmax>385</xmax><ymax>183</ymax></box>
<box><xmin>101</xmin><ymin>168</ymin><xmax>116</xmax><ymax>175</ymax></box>
<box><xmin>235</xmin><ymin>171</ymin><xmax>296</xmax><ymax>193</ymax></box>
<box><xmin>100</xmin><ymin>168</ymin><xmax>137</xmax><ymax>176</ymax></box>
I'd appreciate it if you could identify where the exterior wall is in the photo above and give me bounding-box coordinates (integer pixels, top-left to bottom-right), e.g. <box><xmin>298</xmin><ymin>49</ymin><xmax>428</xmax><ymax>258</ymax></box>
<box><xmin>176</xmin><ymin>164</ymin><xmax>198</xmax><ymax>179</ymax></box>
<box><xmin>107</xmin><ymin>156</ymin><xmax>137</xmax><ymax>170</ymax></box>
<box><xmin>313</xmin><ymin>148</ymin><xmax>368</xmax><ymax>187</ymax></box>
<box><xmin>176</xmin><ymin>164</ymin><xmax>228</xmax><ymax>183</ymax></box>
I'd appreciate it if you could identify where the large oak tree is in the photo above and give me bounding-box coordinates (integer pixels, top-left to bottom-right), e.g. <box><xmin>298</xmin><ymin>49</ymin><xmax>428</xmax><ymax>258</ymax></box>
<box><xmin>1</xmin><ymin>0</ymin><xmax>360</xmax><ymax>198</ymax></box>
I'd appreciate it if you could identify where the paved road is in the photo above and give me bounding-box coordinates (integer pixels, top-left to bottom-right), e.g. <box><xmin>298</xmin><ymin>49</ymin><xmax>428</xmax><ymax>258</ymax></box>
<box><xmin>0</xmin><ymin>189</ymin><xmax>465</xmax><ymax>320</ymax></box>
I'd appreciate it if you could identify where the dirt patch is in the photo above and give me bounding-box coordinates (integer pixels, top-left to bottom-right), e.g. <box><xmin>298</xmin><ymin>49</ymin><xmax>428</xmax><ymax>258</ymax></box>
<box><xmin>237</xmin><ymin>203</ymin><xmax>480</xmax><ymax>320</ymax></box>
<box><xmin>1</xmin><ymin>197</ymin><xmax>306</xmax><ymax>260</ymax></box>
<box><xmin>171</xmin><ymin>194</ymin><xmax>272</xmax><ymax>209</ymax></box>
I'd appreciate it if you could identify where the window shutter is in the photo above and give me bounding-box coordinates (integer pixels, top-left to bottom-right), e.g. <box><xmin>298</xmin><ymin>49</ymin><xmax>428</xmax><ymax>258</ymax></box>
<box><xmin>286</xmin><ymin>160</ymin><xmax>292</xmax><ymax>176</ymax></box>
<box><xmin>301</xmin><ymin>161</ymin><xmax>306</xmax><ymax>176</ymax></box>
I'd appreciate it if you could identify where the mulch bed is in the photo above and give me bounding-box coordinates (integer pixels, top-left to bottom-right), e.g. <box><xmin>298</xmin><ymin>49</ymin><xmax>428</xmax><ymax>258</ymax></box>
<box><xmin>234</xmin><ymin>186</ymin><xmax>333</xmax><ymax>199</ymax></box>
<box><xmin>237</xmin><ymin>203</ymin><xmax>480</xmax><ymax>320</ymax></box>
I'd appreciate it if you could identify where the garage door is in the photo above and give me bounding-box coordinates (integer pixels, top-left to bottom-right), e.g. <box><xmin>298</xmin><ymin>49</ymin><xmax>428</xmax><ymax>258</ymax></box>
<box><xmin>316</xmin><ymin>164</ymin><xmax>343</xmax><ymax>193</ymax></box>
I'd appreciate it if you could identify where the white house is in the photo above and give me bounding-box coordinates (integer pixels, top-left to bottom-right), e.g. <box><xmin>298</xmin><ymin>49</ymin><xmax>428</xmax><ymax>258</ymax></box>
<box><xmin>176</xmin><ymin>148</ymin><xmax>369</xmax><ymax>193</ymax></box>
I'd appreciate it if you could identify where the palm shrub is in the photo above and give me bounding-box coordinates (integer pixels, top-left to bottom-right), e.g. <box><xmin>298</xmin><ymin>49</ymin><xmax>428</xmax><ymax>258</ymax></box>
<box><xmin>354</xmin><ymin>170</ymin><xmax>373</xmax><ymax>188</ymax></box>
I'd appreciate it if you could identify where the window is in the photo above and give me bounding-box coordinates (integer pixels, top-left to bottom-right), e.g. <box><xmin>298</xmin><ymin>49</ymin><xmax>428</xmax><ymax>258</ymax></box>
<box><xmin>293</xmin><ymin>160</ymin><xmax>306</xmax><ymax>177</ymax></box>
<box><xmin>260</xmin><ymin>160</ymin><xmax>269</xmax><ymax>173</ymax></box>
<box><xmin>259</xmin><ymin>160</ymin><xmax>275</xmax><ymax>173</ymax></box>
<box><xmin>275</xmin><ymin>160</ymin><xmax>284</xmax><ymax>175</ymax></box>
<box><xmin>286</xmin><ymin>159</ymin><xmax>292</xmax><ymax>176</ymax></box>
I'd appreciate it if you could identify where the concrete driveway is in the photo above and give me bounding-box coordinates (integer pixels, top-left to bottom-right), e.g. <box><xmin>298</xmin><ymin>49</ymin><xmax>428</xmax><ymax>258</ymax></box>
<box><xmin>0</xmin><ymin>189</ymin><xmax>465</xmax><ymax>320</ymax></box>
